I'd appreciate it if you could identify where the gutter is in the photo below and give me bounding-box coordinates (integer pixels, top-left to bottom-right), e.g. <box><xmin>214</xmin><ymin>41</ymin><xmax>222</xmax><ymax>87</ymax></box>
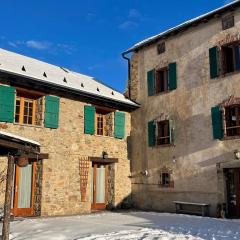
<box><xmin>122</xmin><ymin>51</ymin><xmax>132</xmax><ymax>100</ymax></box>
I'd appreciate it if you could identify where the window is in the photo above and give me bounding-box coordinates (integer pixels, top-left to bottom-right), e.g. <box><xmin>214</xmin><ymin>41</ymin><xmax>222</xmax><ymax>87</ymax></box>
<box><xmin>95</xmin><ymin>108</ymin><xmax>114</xmax><ymax>137</ymax></box>
<box><xmin>157</xmin><ymin>42</ymin><xmax>165</xmax><ymax>55</ymax></box>
<box><xmin>96</xmin><ymin>112</ymin><xmax>105</xmax><ymax>135</ymax></box>
<box><xmin>222</xmin><ymin>43</ymin><xmax>240</xmax><ymax>74</ymax></box>
<box><xmin>14</xmin><ymin>90</ymin><xmax>44</xmax><ymax>126</ymax></box>
<box><xmin>157</xmin><ymin>120</ymin><xmax>170</xmax><ymax>145</ymax></box>
<box><xmin>15</xmin><ymin>97</ymin><xmax>36</xmax><ymax>125</ymax></box>
<box><xmin>162</xmin><ymin>173</ymin><xmax>170</xmax><ymax>187</ymax></box>
<box><xmin>222</xmin><ymin>15</ymin><xmax>234</xmax><ymax>30</ymax></box>
<box><xmin>225</xmin><ymin>105</ymin><xmax>240</xmax><ymax>137</ymax></box>
<box><xmin>159</xmin><ymin>167</ymin><xmax>174</xmax><ymax>188</ymax></box>
<box><xmin>155</xmin><ymin>68</ymin><xmax>168</xmax><ymax>93</ymax></box>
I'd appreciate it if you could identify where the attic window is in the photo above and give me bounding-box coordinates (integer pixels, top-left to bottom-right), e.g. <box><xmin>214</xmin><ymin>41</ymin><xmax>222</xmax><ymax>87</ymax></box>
<box><xmin>63</xmin><ymin>77</ymin><xmax>67</xmax><ymax>83</ymax></box>
<box><xmin>81</xmin><ymin>83</ymin><xmax>84</xmax><ymax>87</ymax></box>
<box><xmin>157</xmin><ymin>42</ymin><xmax>166</xmax><ymax>55</ymax></box>
<box><xmin>22</xmin><ymin>66</ymin><xmax>26</xmax><ymax>72</ymax></box>
<box><xmin>97</xmin><ymin>87</ymin><xmax>100</xmax><ymax>92</ymax></box>
<box><xmin>43</xmin><ymin>72</ymin><xmax>47</xmax><ymax>78</ymax></box>
<box><xmin>222</xmin><ymin>15</ymin><xmax>234</xmax><ymax>30</ymax></box>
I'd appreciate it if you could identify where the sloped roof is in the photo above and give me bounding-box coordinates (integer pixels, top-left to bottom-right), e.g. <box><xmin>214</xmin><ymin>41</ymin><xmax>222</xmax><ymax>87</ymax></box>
<box><xmin>124</xmin><ymin>0</ymin><xmax>240</xmax><ymax>53</ymax></box>
<box><xmin>0</xmin><ymin>130</ymin><xmax>40</xmax><ymax>146</ymax></box>
<box><xmin>0</xmin><ymin>48</ymin><xmax>138</xmax><ymax>107</ymax></box>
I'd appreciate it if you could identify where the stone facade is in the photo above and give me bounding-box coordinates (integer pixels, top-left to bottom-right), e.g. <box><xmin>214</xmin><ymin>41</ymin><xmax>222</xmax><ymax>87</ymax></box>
<box><xmin>129</xmin><ymin>8</ymin><xmax>240</xmax><ymax>216</ymax></box>
<box><xmin>0</xmin><ymin>88</ymin><xmax>132</xmax><ymax>216</ymax></box>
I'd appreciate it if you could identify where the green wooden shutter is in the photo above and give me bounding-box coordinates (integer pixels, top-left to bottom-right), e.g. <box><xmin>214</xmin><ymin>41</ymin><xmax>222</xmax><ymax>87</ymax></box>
<box><xmin>0</xmin><ymin>85</ymin><xmax>15</xmax><ymax>123</ymax></box>
<box><xmin>147</xmin><ymin>69</ymin><xmax>155</xmax><ymax>96</ymax></box>
<box><xmin>168</xmin><ymin>62</ymin><xmax>177</xmax><ymax>90</ymax></box>
<box><xmin>148</xmin><ymin>120</ymin><xmax>156</xmax><ymax>147</ymax></box>
<box><xmin>211</xmin><ymin>106</ymin><xmax>223</xmax><ymax>139</ymax></box>
<box><xmin>114</xmin><ymin>111</ymin><xmax>125</xmax><ymax>139</ymax></box>
<box><xmin>84</xmin><ymin>105</ymin><xmax>95</xmax><ymax>135</ymax></box>
<box><xmin>209</xmin><ymin>46</ymin><xmax>219</xmax><ymax>79</ymax></box>
<box><xmin>44</xmin><ymin>96</ymin><xmax>60</xmax><ymax>129</ymax></box>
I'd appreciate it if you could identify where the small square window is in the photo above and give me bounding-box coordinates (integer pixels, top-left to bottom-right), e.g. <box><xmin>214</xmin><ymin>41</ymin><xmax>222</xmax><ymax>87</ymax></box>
<box><xmin>162</xmin><ymin>173</ymin><xmax>170</xmax><ymax>187</ymax></box>
<box><xmin>222</xmin><ymin>15</ymin><xmax>234</xmax><ymax>30</ymax></box>
<box><xmin>157</xmin><ymin>42</ymin><xmax>165</xmax><ymax>55</ymax></box>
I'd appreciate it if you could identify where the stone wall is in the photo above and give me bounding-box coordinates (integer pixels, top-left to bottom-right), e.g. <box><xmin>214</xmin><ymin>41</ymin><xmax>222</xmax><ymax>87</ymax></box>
<box><xmin>0</xmin><ymin>94</ymin><xmax>131</xmax><ymax>216</ymax></box>
<box><xmin>129</xmin><ymin>8</ymin><xmax>240</xmax><ymax>216</ymax></box>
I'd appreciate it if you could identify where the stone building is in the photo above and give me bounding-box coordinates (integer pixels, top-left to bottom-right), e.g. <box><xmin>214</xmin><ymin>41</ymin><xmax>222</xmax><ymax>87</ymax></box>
<box><xmin>0</xmin><ymin>48</ymin><xmax>138</xmax><ymax>217</ymax></box>
<box><xmin>123</xmin><ymin>0</ymin><xmax>240</xmax><ymax>217</ymax></box>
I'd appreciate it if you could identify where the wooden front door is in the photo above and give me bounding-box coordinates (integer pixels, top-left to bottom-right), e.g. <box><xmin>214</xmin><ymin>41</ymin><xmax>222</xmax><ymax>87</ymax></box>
<box><xmin>12</xmin><ymin>162</ymin><xmax>36</xmax><ymax>217</ymax></box>
<box><xmin>226</xmin><ymin>168</ymin><xmax>240</xmax><ymax>218</ymax></box>
<box><xmin>91</xmin><ymin>163</ymin><xmax>107</xmax><ymax>210</ymax></box>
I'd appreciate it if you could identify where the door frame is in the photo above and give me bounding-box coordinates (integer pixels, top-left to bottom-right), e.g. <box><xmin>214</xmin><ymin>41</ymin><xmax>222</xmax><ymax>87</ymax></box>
<box><xmin>12</xmin><ymin>162</ymin><xmax>36</xmax><ymax>217</ymax></box>
<box><xmin>91</xmin><ymin>163</ymin><xmax>108</xmax><ymax>210</ymax></box>
<box><xmin>225</xmin><ymin>168</ymin><xmax>240</xmax><ymax>218</ymax></box>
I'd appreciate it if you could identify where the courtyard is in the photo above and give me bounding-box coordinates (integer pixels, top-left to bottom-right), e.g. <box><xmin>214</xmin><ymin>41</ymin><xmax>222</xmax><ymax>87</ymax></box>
<box><xmin>0</xmin><ymin>211</ymin><xmax>240</xmax><ymax>240</ymax></box>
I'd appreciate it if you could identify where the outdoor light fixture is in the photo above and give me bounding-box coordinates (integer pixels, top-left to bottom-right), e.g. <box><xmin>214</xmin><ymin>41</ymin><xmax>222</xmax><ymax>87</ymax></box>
<box><xmin>234</xmin><ymin>150</ymin><xmax>240</xmax><ymax>160</ymax></box>
<box><xmin>102</xmin><ymin>151</ymin><xmax>108</xmax><ymax>159</ymax></box>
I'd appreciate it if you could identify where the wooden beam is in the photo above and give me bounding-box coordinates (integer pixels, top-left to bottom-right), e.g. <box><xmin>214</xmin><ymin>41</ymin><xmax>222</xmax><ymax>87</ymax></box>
<box><xmin>2</xmin><ymin>155</ymin><xmax>14</xmax><ymax>240</ymax></box>
<box><xmin>89</xmin><ymin>157</ymin><xmax>118</xmax><ymax>163</ymax></box>
<box><xmin>28</xmin><ymin>153</ymin><xmax>49</xmax><ymax>160</ymax></box>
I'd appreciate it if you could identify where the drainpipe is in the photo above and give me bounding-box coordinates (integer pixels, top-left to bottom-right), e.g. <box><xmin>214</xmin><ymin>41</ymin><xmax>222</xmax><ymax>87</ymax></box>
<box><xmin>122</xmin><ymin>51</ymin><xmax>132</xmax><ymax>100</ymax></box>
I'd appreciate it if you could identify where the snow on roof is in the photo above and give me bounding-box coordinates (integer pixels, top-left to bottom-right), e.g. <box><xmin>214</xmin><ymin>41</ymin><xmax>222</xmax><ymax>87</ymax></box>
<box><xmin>125</xmin><ymin>0</ymin><xmax>240</xmax><ymax>53</ymax></box>
<box><xmin>0</xmin><ymin>48</ymin><xmax>138</xmax><ymax>107</ymax></box>
<box><xmin>0</xmin><ymin>130</ymin><xmax>40</xmax><ymax>146</ymax></box>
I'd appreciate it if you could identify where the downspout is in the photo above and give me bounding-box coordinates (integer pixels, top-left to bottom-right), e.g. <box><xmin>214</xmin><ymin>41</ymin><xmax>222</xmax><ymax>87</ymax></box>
<box><xmin>122</xmin><ymin>51</ymin><xmax>132</xmax><ymax>100</ymax></box>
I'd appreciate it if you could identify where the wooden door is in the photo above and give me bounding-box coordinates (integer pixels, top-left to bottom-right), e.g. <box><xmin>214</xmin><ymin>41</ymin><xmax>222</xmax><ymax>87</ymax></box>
<box><xmin>226</xmin><ymin>168</ymin><xmax>240</xmax><ymax>218</ymax></box>
<box><xmin>12</xmin><ymin>162</ymin><xmax>36</xmax><ymax>217</ymax></box>
<box><xmin>91</xmin><ymin>163</ymin><xmax>107</xmax><ymax>210</ymax></box>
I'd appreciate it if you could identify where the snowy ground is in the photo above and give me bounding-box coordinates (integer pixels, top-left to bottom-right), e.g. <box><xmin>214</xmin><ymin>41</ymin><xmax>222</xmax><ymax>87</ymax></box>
<box><xmin>0</xmin><ymin>211</ymin><xmax>240</xmax><ymax>240</ymax></box>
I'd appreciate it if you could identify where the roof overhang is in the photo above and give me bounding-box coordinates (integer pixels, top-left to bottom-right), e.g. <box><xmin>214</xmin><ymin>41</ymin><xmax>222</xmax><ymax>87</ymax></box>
<box><xmin>0</xmin><ymin>70</ymin><xmax>140</xmax><ymax>112</ymax></box>
<box><xmin>0</xmin><ymin>131</ymin><xmax>48</xmax><ymax>160</ymax></box>
<box><xmin>123</xmin><ymin>0</ymin><xmax>240</xmax><ymax>54</ymax></box>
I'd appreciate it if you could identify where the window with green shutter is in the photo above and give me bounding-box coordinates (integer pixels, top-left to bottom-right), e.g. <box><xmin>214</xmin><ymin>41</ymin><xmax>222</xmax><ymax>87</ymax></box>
<box><xmin>211</xmin><ymin>106</ymin><xmax>223</xmax><ymax>139</ymax></box>
<box><xmin>84</xmin><ymin>105</ymin><xmax>95</xmax><ymax>135</ymax></box>
<box><xmin>147</xmin><ymin>69</ymin><xmax>155</xmax><ymax>96</ymax></box>
<box><xmin>209</xmin><ymin>46</ymin><xmax>219</xmax><ymax>79</ymax></box>
<box><xmin>168</xmin><ymin>62</ymin><xmax>177</xmax><ymax>90</ymax></box>
<box><xmin>44</xmin><ymin>95</ymin><xmax>60</xmax><ymax>129</ymax></box>
<box><xmin>148</xmin><ymin>120</ymin><xmax>156</xmax><ymax>147</ymax></box>
<box><xmin>0</xmin><ymin>85</ymin><xmax>15</xmax><ymax>123</ymax></box>
<box><xmin>114</xmin><ymin>111</ymin><xmax>125</xmax><ymax>139</ymax></box>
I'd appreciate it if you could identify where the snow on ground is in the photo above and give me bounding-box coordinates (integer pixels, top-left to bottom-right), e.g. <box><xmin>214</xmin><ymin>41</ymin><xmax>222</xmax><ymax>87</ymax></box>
<box><xmin>0</xmin><ymin>211</ymin><xmax>240</xmax><ymax>240</ymax></box>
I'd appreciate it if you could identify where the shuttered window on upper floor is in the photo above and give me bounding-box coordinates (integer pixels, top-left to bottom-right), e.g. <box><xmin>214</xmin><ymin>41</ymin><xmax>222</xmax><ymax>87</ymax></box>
<box><xmin>209</xmin><ymin>42</ymin><xmax>240</xmax><ymax>79</ymax></box>
<box><xmin>147</xmin><ymin>62</ymin><xmax>177</xmax><ymax>96</ymax></box>
<box><xmin>84</xmin><ymin>105</ymin><xmax>126</xmax><ymax>139</ymax></box>
<box><xmin>148</xmin><ymin>119</ymin><xmax>173</xmax><ymax>147</ymax></box>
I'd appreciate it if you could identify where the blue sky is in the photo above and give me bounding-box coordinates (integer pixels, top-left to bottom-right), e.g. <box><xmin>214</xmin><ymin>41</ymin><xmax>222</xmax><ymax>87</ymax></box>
<box><xmin>0</xmin><ymin>0</ymin><xmax>234</xmax><ymax>92</ymax></box>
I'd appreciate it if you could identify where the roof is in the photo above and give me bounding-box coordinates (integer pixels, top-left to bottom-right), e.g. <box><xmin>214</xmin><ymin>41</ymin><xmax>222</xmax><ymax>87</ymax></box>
<box><xmin>0</xmin><ymin>130</ymin><xmax>40</xmax><ymax>146</ymax></box>
<box><xmin>0</xmin><ymin>48</ymin><xmax>138</xmax><ymax>108</ymax></box>
<box><xmin>124</xmin><ymin>0</ymin><xmax>240</xmax><ymax>53</ymax></box>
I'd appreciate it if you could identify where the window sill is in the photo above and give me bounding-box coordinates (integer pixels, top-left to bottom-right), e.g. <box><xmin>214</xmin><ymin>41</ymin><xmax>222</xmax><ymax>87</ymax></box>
<box><xmin>13</xmin><ymin>123</ymin><xmax>43</xmax><ymax>128</ymax></box>
<box><xmin>149</xmin><ymin>90</ymin><xmax>171</xmax><ymax>97</ymax></box>
<box><xmin>219</xmin><ymin>70</ymin><xmax>240</xmax><ymax>79</ymax></box>
<box><xmin>87</xmin><ymin>134</ymin><xmax>125</xmax><ymax>140</ymax></box>
<box><xmin>156</xmin><ymin>143</ymin><xmax>175</xmax><ymax>148</ymax></box>
<box><xmin>222</xmin><ymin>135</ymin><xmax>240</xmax><ymax>141</ymax></box>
